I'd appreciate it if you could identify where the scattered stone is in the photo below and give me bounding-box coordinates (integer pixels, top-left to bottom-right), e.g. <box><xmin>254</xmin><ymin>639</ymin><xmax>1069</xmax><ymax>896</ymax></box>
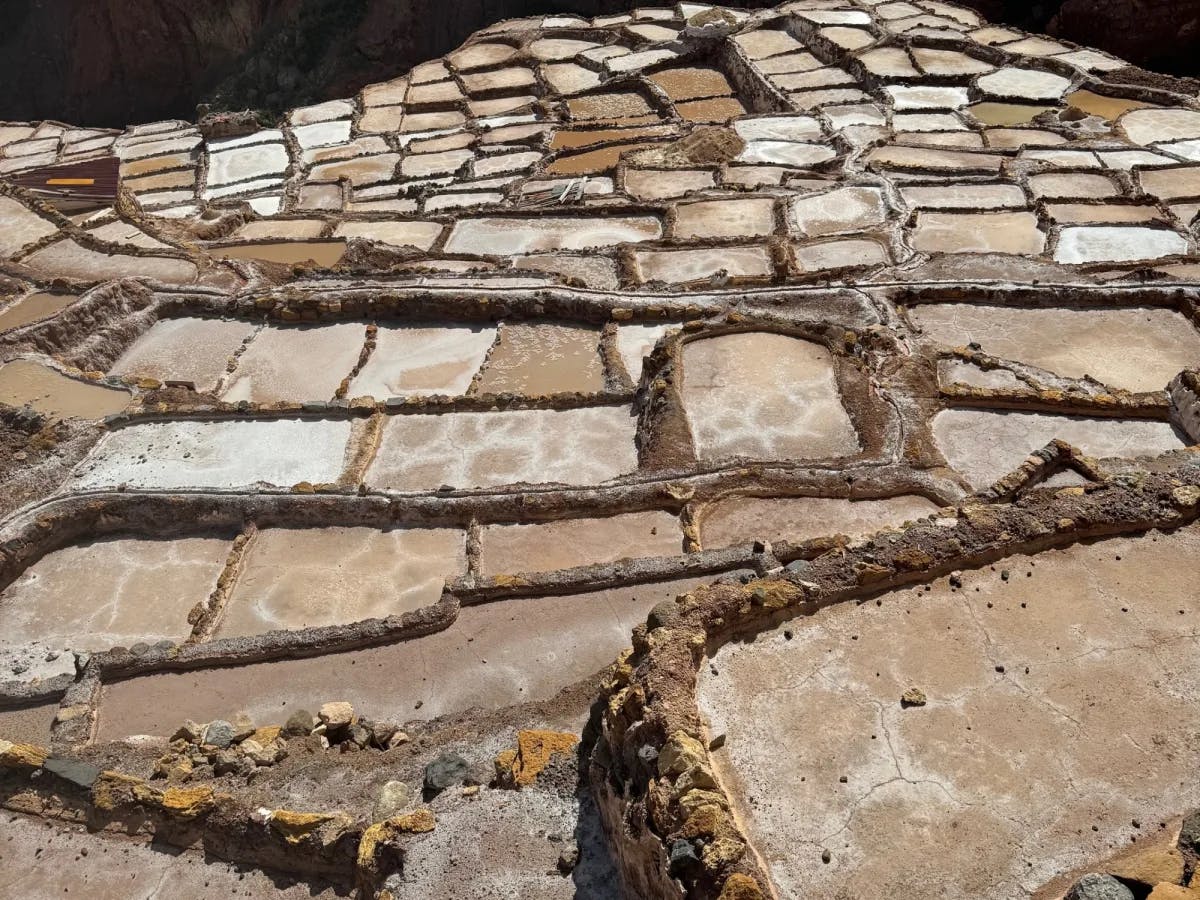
<box><xmin>1066</xmin><ymin>873</ymin><xmax>1136</xmax><ymax>900</ymax></box>
<box><xmin>203</xmin><ymin>720</ymin><xmax>236</xmax><ymax>749</ymax></box>
<box><xmin>373</xmin><ymin>780</ymin><xmax>412</xmax><ymax>822</ymax></box>
<box><xmin>386</xmin><ymin>730</ymin><xmax>411</xmax><ymax>750</ymax></box>
<box><xmin>1179</xmin><ymin>810</ymin><xmax>1200</xmax><ymax>853</ymax></box>
<box><xmin>171</xmin><ymin>720</ymin><xmax>204</xmax><ymax>744</ymax></box>
<box><xmin>669</xmin><ymin>838</ymin><xmax>701</xmax><ymax>874</ymax></box>
<box><xmin>283</xmin><ymin>709</ymin><xmax>315</xmax><ymax>737</ymax></box>
<box><xmin>230</xmin><ymin>713</ymin><xmax>256</xmax><ymax>742</ymax></box>
<box><xmin>42</xmin><ymin>757</ymin><xmax>101</xmax><ymax>788</ymax></box>
<box><xmin>318</xmin><ymin>701</ymin><xmax>354</xmax><ymax>729</ymax></box>
<box><xmin>424</xmin><ymin>752</ymin><xmax>470</xmax><ymax>797</ymax></box>
<box><xmin>900</xmin><ymin>687</ymin><xmax>927</xmax><ymax>707</ymax></box>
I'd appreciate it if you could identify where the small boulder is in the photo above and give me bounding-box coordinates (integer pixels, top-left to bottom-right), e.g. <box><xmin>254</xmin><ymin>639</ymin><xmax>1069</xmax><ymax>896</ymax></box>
<box><xmin>203</xmin><ymin>720</ymin><xmax>236</xmax><ymax>749</ymax></box>
<box><xmin>170</xmin><ymin>720</ymin><xmax>204</xmax><ymax>744</ymax></box>
<box><xmin>230</xmin><ymin>713</ymin><xmax>256</xmax><ymax>742</ymax></box>
<box><xmin>557</xmin><ymin>842</ymin><xmax>580</xmax><ymax>875</ymax></box>
<box><xmin>1066</xmin><ymin>874</ymin><xmax>1135</xmax><ymax>900</ymax></box>
<box><xmin>213</xmin><ymin>748</ymin><xmax>241</xmax><ymax>775</ymax></box>
<box><xmin>386</xmin><ymin>730</ymin><xmax>411</xmax><ymax>750</ymax></box>
<box><xmin>43</xmin><ymin>757</ymin><xmax>101</xmax><ymax>789</ymax></box>
<box><xmin>373</xmin><ymin>780</ymin><xmax>412</xmax><ymax>822</ymax></box>
<box><xmin>283</xmin><ymin>709</ymin><xmax>315</xmax><ymax>737</ymax></box>
<box><xmin>1179</xmin><ymin>809</ymin><xmax>1200</xmax><ymax>854</ymax></box>
<box><xmin>900</xmin><ymin>687</ymin><xmax>927</xmax><ymax>708</ymax></box>
<box><xmin>424</xmin><ymin>752</ymin><xmax>469</xmax><ymax>797</ymax></box>
<box><xmin>318</xmin><ymin>701</ymin><xmax>354</xmax><ymax>730</ymax></box>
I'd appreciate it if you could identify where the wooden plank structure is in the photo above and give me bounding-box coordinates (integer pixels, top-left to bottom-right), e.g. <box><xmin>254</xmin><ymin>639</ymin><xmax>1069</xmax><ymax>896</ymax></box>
<box><xmin>4</xmin><ymin>156</ymin><xmax>119</xmax><ymax>213</ymax></box>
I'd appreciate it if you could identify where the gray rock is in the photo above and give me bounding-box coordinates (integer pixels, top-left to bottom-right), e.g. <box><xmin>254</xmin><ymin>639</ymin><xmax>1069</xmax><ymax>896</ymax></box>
<box><xmin>646</xmin><ymin>600</ymin><xmax>679</xmax><ymax>631</ymax></box>
<box><xmin>1065</xmin><ymin>874</ymin><xmax>1134</xmax><ymax>900</ymax></box>
<box><xmin>43</xmin><ymin>757</ymin><xmax>101</xmax><ymax>789</ymax></box>
<box><xmin>204</xmin><ymin>720</ymin><xmax>236</xmax><ymax>749</ymax></box>
<box><xmin>668</xmin><ymin>839</ymin><xmax>700</xmax><ymax>875</ymax></box>
<box><xmin>373</xmin><ymin>780</ymin><xmax>412</xmax><ymax>822</ymax></box>
<box><xmin>423</xmin><ymin>752</ymin><xmax>469</xmax><ymax>796</ymax></box>
<box><xmin>213</xmin><ymin>748</ymin><xmax>241</xmax><ymax>775</ymax></box>
<box><xmin>283</xmin><ymin>709</ymin><xmax>314</xmax><ymax>737</ymax></box>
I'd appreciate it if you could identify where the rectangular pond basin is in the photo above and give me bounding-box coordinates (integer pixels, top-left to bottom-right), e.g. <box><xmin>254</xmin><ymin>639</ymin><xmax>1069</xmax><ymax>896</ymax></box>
<box><xmin>911</xmin><ymin>304</ymin><xmax>1200</xmax><ymax>393</ymax></box>
<box><xmin>219</xmin><ymin>323</ymin><xmax>367</xmax><ymax>403</ymax></box>
<box><xmin>0</xmin><ymin>292</ymin><xmax>75</xmax><ymax>333</ymax></box>
<box><xmin>474</xmin><ymin>323</ymin><xmax>605</xmax><ymax>396</ymax></box>
<box><xmin>368</xmin><ymin>406</ymin><xmax>638</xmax><ymax>492</ymax></box>
<box><xmin>347</xmin><ymin>324</ymin><xmax>497</xmax><ymax>398</ymax></box>
<box><xmin>698</xmin><ymin>526</ymin><xmax>1200</xmax><ymax>900</ymax></box>
<box><xmin>215</xmin><ymin>527</ymin><xmax>465</xmax><ymax>638</ymax></box>
<box><xmin>0</xmin><ymin>537</ymin><xmax>230</xmax><ymax>651</ymax></box>
<box><xmin>0</xmin><ymin>700</ymin><xmax>60</xmax><ymax>745</ymax></box>
<box><xmin>108</xmin><ymin>317</ymin><xmax>256</xmax><ymax>393</ymax></box>
<box><xmin>96</xmin><ymin>576</ymin><xmax>715</xmax><ymax>740</ymax></box>
<box><xmin>699</xmin><ymin>495</ymin><xmax>941</xmax><ymax>549</ymax></box>
<box><xmin>70</xmin><ymin>418</ymin><xmax>353</xmax><ymax>490</ymax></box>
<box><xmin>933</xmin><ymin>408</ymin><xmax>1185</xmax><ymax>490</ymax></box>
<box><xmin>0</xmin><ymin>360</ymin><xmax>130</xmax><ymax>419</ymax></box>
<box><xmin>479</xmin><ymin>510</ymin><xmax>682</xmax><ymax>575</ymax></box>
<box><xmin>681</xmin><ymin>332</ymin><xmax>859</xmax><ymax>463</ymax></box>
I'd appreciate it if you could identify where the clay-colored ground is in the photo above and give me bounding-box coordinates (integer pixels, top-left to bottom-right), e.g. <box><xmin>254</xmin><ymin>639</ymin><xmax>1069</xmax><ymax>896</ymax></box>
<box><xmin>912</xmin><ymin>304</ymin><xmax>1200</xmax><ymax>392</ymax></box>
<box><xmin>347</xmin><ymin>324</ymin><xmax>496</xmax><ymax>398</ymax></box>
<box><xmin>699</xmin><ymin>495</ymin><xmax>940</xmax><ymax>549</ymax></box>
<box><xmin>699</xmin><ymin>527</ymin><xmax>1200</xmax><ymax>900</ymax></box>
<box><xmin>96</xmin><ymin>576</ymin><xmax>710</xmax><ymax>740</ymax></box>
<box><xmin>681</xmin><ymin>332</ymin><xmax>859</xmax><ymax>462</ymax></box>
<box><xmin>216</xmin><ymin>527</ymin><xmax>465</xmax><ymax>637</ymax></box>
<box><xmin>0</xmin><ymin>536</ymin><xmax>229</xmax><ymax>650</ymax></box>
<box><xmin>933</xmin><ymin>409</ymin><xmax>1185</xmax><ymax>489</ymax></box>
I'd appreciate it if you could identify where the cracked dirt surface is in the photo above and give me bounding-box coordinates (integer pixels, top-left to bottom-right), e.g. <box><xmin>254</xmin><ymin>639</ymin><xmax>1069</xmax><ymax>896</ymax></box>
<box><xmin>699</xmin><ymin>525</ymin><xmax>1200</xmax><ymax>900</ymax></box>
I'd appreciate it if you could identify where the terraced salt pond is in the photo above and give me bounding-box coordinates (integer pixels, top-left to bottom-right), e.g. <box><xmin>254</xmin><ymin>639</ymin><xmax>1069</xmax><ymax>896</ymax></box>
<box><xmin>0</xmin><ymin>360</ymin><xmax>130</xmax><ymax>419</ymax></box>
<box><xmin>347</xmin><ymin>324</ymin><xmax>496</xmax><ymax>397</ymax></box>
<box><xmin>479</xmin><ymin>510</ymin><xmax>682</xmax><ymax>575</ymax></box>
<box><xmin>699</xmin><ymin>495</ymin><xmax>940</xmax><ymax>549</ymax></box>
<box><xmin>96</xmin><ymin>576</ymin><xmax>713</xmax><ymax>740</ymax></box>
<box><xmin>0</xmin><ymin>537</ymin><xmax>228</xmax><ymax>650</ymax></box>
<box><xmin>0</xmin><ymin>292</ymin><xmax>75</xmax><ymax>332</ymax></box>
<box><xmin>933</xmin><ymin>409</ymin><xmax>1186</xmax><ymax>489</ymax></box>
<box><xmin>0</xmin><ymin>701</ymin><xmax>59</xmax><ymax>745</ymax></box>
<box><xmin>108</xmin><ymin>317</ymin><xmax>256</xmax><ymax>393</ymax></box>
<box><xmin>218</xmin><ymin>323</ymin><xmax>367</xmax><ymax>403</ymax></box>
<box><xmin>911</xmin><ymin>304</ymin><xmax>1200</xmax><ymax>392</ymax></box>
<box><xmin>680</xmin><ymin>332</ymin><xmax>859</xmax><ymax>462</ymax></box>
<box><xmin>698</xmin><ymin>526</ymin><xmax>1200</xmax><ymax>900</ymax></box>
<box><xmin>368</xmin><ymin>406</ymin><xmax>638</xmax><ymax>491</ymax></box>
<box><xmin>71</xmin><ymin>418</ymin><xmax>353</xmax><ymax>490</ymax></box>
<box><xmin>475</xmin><ymin>322</ymin><xmax>605</xmax><ymax>395</ymax></box>
<box><xmin>215</xmin><ymin>527</ymin><xmax>466</xmax><ymax>637</ymax></box>
<box><xmin>209</xmin><ymin>240</ymin><xmax>347</xmax><ymax>268</ymax></box>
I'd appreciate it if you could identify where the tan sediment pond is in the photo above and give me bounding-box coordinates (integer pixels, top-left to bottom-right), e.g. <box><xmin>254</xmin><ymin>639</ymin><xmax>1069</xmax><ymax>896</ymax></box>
<box><xmin>216</xmin><ymin>527</ymin><xmax>465</xmax><ymax>638</ymax></box>
<box><xmin>698</xmin><ymin>526</ymin><xmax>1200</xmax><ymax>900</ymax></box>
<box><xmin>699</xmin><ymin>495</ymin><xmax>940</xmax><ymax>549</ymax></box>
<box><xmin>933</xmin><ymin>408</ymin><xmax>1185</xmax><ymax>489</ymax></box>
<box><xmin>209</xmin><ymin>240</ymin><xmax>347</xmax><ymax>268</ymax></box>
<box><xmin>96</xmin><ymin>576</ymin><xmax>713</xmax><ymax>739</ymax></box>
<box><xmin>966</xmin><ymin>102</ymin><xmax>1052</xmax><ymax>126</ymax></box>
<box><xmin>0</xmin><ymin>360</ymin><xmax>130</xmax><ymax>419</ymax></box>
<box><xmin>680</xmin><ymin>332</ymin><xmax>859</xmax><ymax>462</ymax></box>
<box><xmin>108</xmin><ymin>317</ymin><xmax>257</xmax><ymax>393</ymax></box>
<box><xmin>546</xmin><ymin>141</ymin><xmax>663</xmax><ymax>175</ymax></box>
<box><xmin>0</xmin><ymin>537</ymin><xmax>229</xmax><ymax>651</ymax></box>
<box><xmin>0</xmin><ymin>292</ymin><xmax>75</xmax><ymax>332</ymax></box>
<box><xmin>0</xmin><ymin>701</ymin><xmax>59</xmax><ymax>745</ymax></box>
<box><xmin>475</xmin><ymin>322</ymin><xmax>605</xmax><ymax>395</ymax></box>
<box><xmin>368</xmin><ymin>406</ymin><xmax>638</xmax><ymax>491</ymax></box>
<box><xmin>911</xmin><ymin>304</ymin><xmax>1200</xmax><ymax>392</ymax></box>
<box><xmin>479</xmin><ymin>510</ymin><xmax>682</xmax><ymax>575</ymax></box>
<box><xmin>1067</xmin><ymin>89</ymin><xmax>1154</xmax><ymax>120</ymax></box>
